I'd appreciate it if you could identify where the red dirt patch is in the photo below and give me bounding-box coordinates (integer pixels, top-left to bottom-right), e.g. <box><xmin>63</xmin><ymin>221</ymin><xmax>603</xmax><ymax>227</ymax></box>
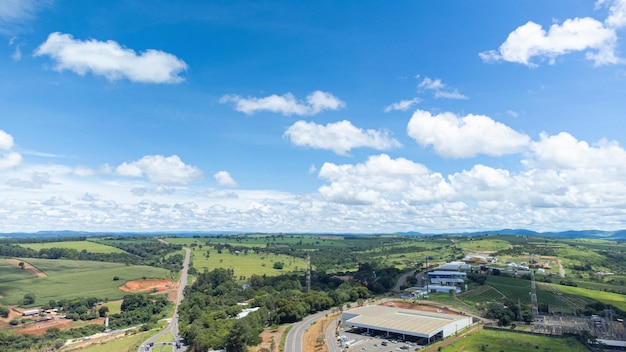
<box><xmin>17</xmin><ymin>318</ymin><xmax>73</xmax><ymax>335</ymax></box>
<box><xmin>258</xmin><ymin>325</ymin><xmax>287</xmax><ymax>352</ymax></box>
<box><xmin>6</xmin><ymin>259</ymin><xmax>47</xmax><ymax>278</ymax></box>
<box><xmin>120</xmin><ymin>279</ymin><xmax>176</xmax><ymax>295</ymax></box>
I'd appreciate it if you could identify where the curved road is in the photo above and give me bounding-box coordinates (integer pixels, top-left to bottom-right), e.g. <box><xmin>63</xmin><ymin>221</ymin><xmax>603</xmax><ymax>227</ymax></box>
<box><xmin>139</xmin><ymin>247</ymin><xmax>190</xmax><ymax>352</ymax></box>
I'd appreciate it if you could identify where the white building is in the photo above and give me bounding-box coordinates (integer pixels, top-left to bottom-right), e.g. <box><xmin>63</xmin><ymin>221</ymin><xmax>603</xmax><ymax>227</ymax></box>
<box><xmin>341</xmin><ymin>305</ymin><xmax>473</xmax><ymax>345</ymax></box>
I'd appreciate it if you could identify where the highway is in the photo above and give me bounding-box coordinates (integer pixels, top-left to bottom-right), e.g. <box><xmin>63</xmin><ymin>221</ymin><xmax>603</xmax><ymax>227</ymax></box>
<box><xmin>285</xmin><ymin>309</ymin><xmax>335</xmax><ymax>352</ymax></box>
<box><xmin>139</xmin><ymin>246</ymin><xmax>190</xmax><ymax>352</ymax></box>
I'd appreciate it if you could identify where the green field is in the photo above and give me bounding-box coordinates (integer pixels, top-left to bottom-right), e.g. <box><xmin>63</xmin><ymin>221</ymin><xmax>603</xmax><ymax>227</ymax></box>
<box><xmin>439</xmin><ymin>328</ymin><xmax>587</xmax><ymax>352</ymax></box>
<box><xmin>78</xmin><ymin>331</ymin><xmax>150</xmax><ymax>352</ymax></box>
<box><xmin>0</xmin><ymin>258</ymin><xmax>171</xmax><ymax>305</ymax></box>
<box><xmin>190</xmin><ymin>249</ymin><xmax>308</xmax><ymax>278</ymax></box>
<box><xmin>551</xmin><ymin>284</ymin><xmax>626</xmax><ymax>312</ymax></box>
<box><xmin>18</xmin><ymin>240</ymin><xmax>127</xmax><ymax>254</ymax></box>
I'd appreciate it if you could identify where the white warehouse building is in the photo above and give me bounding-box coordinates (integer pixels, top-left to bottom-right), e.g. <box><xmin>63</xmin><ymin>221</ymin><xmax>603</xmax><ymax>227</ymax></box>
<box><xmin>341</xmin><ymin>305</ymin><xmax>473</xmax><ymax>345</ymax></box>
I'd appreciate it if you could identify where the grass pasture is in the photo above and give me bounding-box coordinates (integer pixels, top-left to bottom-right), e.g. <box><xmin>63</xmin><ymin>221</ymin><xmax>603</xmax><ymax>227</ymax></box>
<box><xmin>18</xmin><ymin>240</ymin><xmax>127</xmax><ymax>254</ymax></box>
<box><xmin>457</xmin><ymin>285</ymin><xmax>506</xmax><ymax>304</ymax></box>
<box><xmin>551</xmin><ymin>284</ymin><xmax>626</xmax><ymax>312</ymax></box>
<box><xmin>77</xmin><ymin>331</ymin><xmax>149</xmax><ymax>352</ymax></box>
<box><xmin>485</xmin><ymin>275</ymin><xmax>561</xmax><ymax>307</ymax></box>
<box><xmin>190</xmin><ymin>249</ymin><xmax>307</xmax><ymax>279</ymax></box>
<box><xmin>0</xmin><ymin>258</ymin><xmax>171</xmax><ymax>305</ymax></box>
<box><xmin>438</xmin><ymin>328</ymin><xmax>587</xmax><ymax>352</ymax></box>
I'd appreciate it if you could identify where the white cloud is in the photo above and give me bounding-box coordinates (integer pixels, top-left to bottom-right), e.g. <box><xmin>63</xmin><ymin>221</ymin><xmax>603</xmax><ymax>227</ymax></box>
<box><xmin>308</xmin><ymin>164</ymin><xmax>317</xmax><ymax>174</ymax></box>
<box><xmin>34</xmin><ymin>32</ymin><xmax>188</xmax><ymax>83</ymax></box>
<box><xmin>407</xmin><ymin>110</ymin><xmax>530</xmax><ymax>158</ymax></box>
<box><xmin>214</xmin><ymin>171</ymin><xmax>238</xmax><ymax>187</ymax></box>
<box><xmin>0</xmin><ymin>0</ymin><xmax>46</xmax><ymax>27</ymax></box>
<box><xmin>384</xmin><ymin>98</ymin><xmax>421</xmax><ymax>112</ymax></box>
<box><xmin>284</xmin><ymin>120</ymin><xmax>401</xmax><ymax>156</ymax></box>
<box><xmin>480</xmin><ymin>16</ymin><xmax>620</xmax><ymax>66</ymax></box>
<box><xmin>0</xmin><ymin>129</ymin><xmax>22</xmax><ymax>169</ymax></box>
<box><xmin>7</xmin><ymin>171</ymin><xmax>55</xmax><ymax>189</ymax></box>
<box><xmin>417</xmin><ymin>76</ymin><xmax>468</xmax><ymax>100</ymax></box>
<box><xmin>115</xmin><ymin>155</ymin><xmax>202</xmax><ymax>184</ymax></box>
<box><xmin>219</xmin><ymin>90</ymin><xmax>345</xmax><ymax>116</ymax></box>
<box><xmin>599</xmin><ymin>0</ymin><xmax>626</xmax><ymax>28</ymax></box>
<box><xmin>318</xmin><ymin>154</ymin><xmax>453</xmax><ymax>204</ymax></box>
<box><xmin>527</xmin><ymin>132</ymin><xmax>626</xmax><ymax>170</ymax></box>
<box><xmin>0</xmin><ymin>129</ymin><xmax>14</xmax><ymax>150</ymax></box>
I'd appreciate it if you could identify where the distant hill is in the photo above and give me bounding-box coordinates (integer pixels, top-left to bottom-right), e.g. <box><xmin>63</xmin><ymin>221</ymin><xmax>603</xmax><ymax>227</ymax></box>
<box><xmin>0</xmin><ymin>229</ymin><xmax>625</xmax><ymax>240</ymax></box>
<box><xmin>398</xmin><ymin>229</ymin><xmax>626</xmax><ymax>240</ymax></box>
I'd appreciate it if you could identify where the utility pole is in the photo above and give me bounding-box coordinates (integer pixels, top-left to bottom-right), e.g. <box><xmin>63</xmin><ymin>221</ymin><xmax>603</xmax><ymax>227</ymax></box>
<box><xmin>306</xmin><ymin>253</ymin><xmax>311</xmax><ymax>293</ymax></box>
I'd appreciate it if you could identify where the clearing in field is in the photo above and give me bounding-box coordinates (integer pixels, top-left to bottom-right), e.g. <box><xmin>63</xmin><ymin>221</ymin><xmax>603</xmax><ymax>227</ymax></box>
<box><xmin>120</xmin><ymin>279</ymin><xmax>175</xmax><ymax>294</ymax></box>
<box><xmin>191</xmin><ymin>249</ymin><xmax>308</xmax><ymax>278</ymax></box>
<box><xmin>18</xmin><ymin>240</ymin><xmax>128</xmax><ymax>254</ymax></box>
<box><xmin>5</xmin><ymin>258</ymin><xmax>47</xmax><ymax>278</ymax></box>
<box><xmin>0</xmin><ymin>258</ymin><xmax>171</xmax><ymax>305</ymax></box>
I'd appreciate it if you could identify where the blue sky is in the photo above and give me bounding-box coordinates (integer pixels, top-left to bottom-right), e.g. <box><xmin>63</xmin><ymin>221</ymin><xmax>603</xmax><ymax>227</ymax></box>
<box><xmin>1</xmin><ymin>0</ymin><xmax>626</xmax><ymax>233</ymax></box>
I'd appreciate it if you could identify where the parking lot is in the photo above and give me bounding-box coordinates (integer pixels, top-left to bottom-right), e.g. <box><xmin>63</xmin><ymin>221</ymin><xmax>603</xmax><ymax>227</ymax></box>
<box><xmin>338</xmin><ymin>329</ymin><xmax>424</xmax><ymax>352</ymax></box>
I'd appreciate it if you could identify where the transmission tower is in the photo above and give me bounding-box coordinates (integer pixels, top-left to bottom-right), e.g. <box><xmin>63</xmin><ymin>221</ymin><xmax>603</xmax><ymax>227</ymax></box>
<box><xmin>530</xmin><ymin>254</ymin><xmax>539</xmax><ymax>316</ymax></box>
<box><xmin>306</xmin><ymin>253</ymin><xmax>311</xmax><ymax>293</ymax></box>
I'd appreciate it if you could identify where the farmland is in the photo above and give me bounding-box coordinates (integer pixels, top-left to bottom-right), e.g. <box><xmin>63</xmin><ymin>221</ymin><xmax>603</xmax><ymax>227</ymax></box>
<box><xmin>188</xmin><ymin>246</ymin><xmax>309</xmax><ymax>278</ymax></box>
<box><xmin>436</xmin><ymin>328</ymin><xmax>587</xmax><ymax>352</ymax></box>
<box><xmin>18</xmin><ymin>241</ymin><xmax>127</xmax><ymax>254</ymax></box>
<box><xmin>0</xmin><ymin>258</ymin><xmax>171</xmax><ymax>305</ymax></box>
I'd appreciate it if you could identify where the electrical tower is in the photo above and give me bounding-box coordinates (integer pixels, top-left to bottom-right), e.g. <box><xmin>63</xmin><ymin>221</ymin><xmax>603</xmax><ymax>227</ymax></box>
<box><xmin>306</xmin><ymin>253</ymin><xmax>311</xmax><ymax>293</ymax></box>
<box><xmin>530</xmin><ymin>254</ymin><xmax>539</xmax><ymax>316</ymax></box>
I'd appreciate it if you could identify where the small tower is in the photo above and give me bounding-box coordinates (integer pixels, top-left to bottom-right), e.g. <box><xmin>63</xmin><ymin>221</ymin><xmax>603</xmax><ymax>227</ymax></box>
<box><xmin>530</xmin><ymin>254</ymin><xmax>539</xmax><ymax>316</ymax></box>
<box><xmin>306</xmin><ymin>253</ymin><xmax>311</xmax><ymax>293</ymax></box>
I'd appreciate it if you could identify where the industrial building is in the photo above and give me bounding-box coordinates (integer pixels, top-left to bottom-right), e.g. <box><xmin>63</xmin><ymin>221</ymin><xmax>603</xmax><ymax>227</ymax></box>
<box><xmin>341</xmin><ymin>305</ymin><xmax>473</xmax><ymax>345</ymax></box>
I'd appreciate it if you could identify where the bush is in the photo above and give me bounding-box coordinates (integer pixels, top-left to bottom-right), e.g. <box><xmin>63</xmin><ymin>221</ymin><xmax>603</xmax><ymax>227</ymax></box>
<box><xmin>113</xmin><ymin>276</ymin><xmax>120</xmax><ymax>281</ymax></box>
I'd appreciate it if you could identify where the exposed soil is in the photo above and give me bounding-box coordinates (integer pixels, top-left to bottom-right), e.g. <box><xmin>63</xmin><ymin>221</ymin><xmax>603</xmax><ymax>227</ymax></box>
<box><xmin>17</xmin><ymin>318</ymin><xmax>73</xmax><ymax>335</ymax></box>
<box><xmin>6</xmin><ymin>259</ymin><xmax>47</xmax><ymax>278</ymax></box>
<box><xmin>256</xmin><ymin>325</ymin><xmax>287</xmax><ymax>352</ymax></box>
<box><xmin>302</xmin><ymin>312</ymin><xmax>339</xmax><ymax>352</ymax></box>
<box><xmin>119</xmin><ymin>279</ymin><xmax>176</xmax><ymax>294</ymax></box>
<box><xmin>381</xmin><ymin>301</ymin><xmax>456</xmax><ymax>314</ymax></box>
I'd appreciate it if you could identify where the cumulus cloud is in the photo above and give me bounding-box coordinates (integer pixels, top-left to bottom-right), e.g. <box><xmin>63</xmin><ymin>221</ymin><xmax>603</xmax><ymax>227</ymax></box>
<box><xmin>0</xmin><ymin>129</ymin><xmax>22</xmax><ymax>169</ymax></box>
<box><xmin>115</xmin><ymin>155</ymin><xmax>202</xmax><ymax>184</ymax></box>
<box><xmin>34</xmin><ymin>32</ymin><xmax>188</xmax><ymax>83</ymax></box>
<box><xmin>318</xmin><ymin>154</ymin><xmax>453</xmax><ymax>204</ymax></box>
<box><xmin>384</xmin><ymin>97</ymin><xmax>421</xmax><ymax>112</ymax></box>
<box><xmin>214</xmin><ymin>171</ymin><xmax>238</xmax><ymax>187</ymax></box>
<box><xmin>284</xmin><ymin>120</ymin><xmax>401</xmax><ymax>156</ymax></box>
<box><xmin>527</xmin><ymin>132</ymin><xmax>626</xmax><ymax>170</ymax></box>
<box><xmin>219</xmin><ymin>90</ymin><xmax>345</xmax><ymax>116</ymax></box>
<box><xmin>480</xmin><ymin>7</ymin><xmax>621</xmax><ymax>66</ymax></box>
<box><xmin>407</xmin><ymin>110</ymin><xmax>530</xmax><ymax>158</ymax></box>
<box><xmin>417</xmin><ymin>76</ymin><xmax>468</xmax><ymax>100</ymax></box>
<box><xmin>0</xmin><ymin>129</ymin><xmax>14</xmax><ymax>150</ymax></box>
<box><xmin>599</xmin><ymin>0</ymin><xmax>626</xmax><ymax>28</ymax></box>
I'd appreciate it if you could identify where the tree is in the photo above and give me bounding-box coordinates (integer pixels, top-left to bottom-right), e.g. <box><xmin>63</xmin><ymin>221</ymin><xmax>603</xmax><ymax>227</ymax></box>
<box><xmin>98</xmin><ymin>306</ymin><xmax>109</xmax><ymax>317</ymax></box>
<box><xmin>113</xmin><ymin>276</ymin><xmax>120</xmax><ymax>281</ymax></box>
<box><xmin>0</xmin><ymin>306</ymin><xmax>9</xmax><ymax>318</ymax></box>
<box><xmin>273</xmin><ymin>262</ymin><xmax>284</xmax><ymax>270</ymax></box>
<box><xmin>18</xmin><ymin>262</ymin><xmax>24</xmax><ymax>269</ymax></box>
<box><xmin>22</xmin><ymin>293</ymin><xmax>35</xmax><ymax>306</ymax></box>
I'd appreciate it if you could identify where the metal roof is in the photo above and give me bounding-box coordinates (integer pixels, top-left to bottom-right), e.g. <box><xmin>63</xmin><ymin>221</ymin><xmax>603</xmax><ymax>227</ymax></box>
<box><xmin>342</xmin><ymin>305</ymin><xmax>470</xmax><ymax>338</ymax></box>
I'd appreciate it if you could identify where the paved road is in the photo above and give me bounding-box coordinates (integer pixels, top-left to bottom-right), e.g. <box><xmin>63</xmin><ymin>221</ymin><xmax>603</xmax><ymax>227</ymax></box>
<box><xmin>139</xmin><ymin>247</ymin><xmax>191</xmax><ymax>352</ymax></box>
<box><xmin>325</xmin><ymin>316</ymin><xmax>341</xmax><ymax>352</ymax></box>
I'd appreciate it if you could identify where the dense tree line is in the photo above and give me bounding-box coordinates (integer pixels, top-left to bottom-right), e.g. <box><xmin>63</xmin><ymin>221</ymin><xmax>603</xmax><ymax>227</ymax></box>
<box><xmin>177</xmin><ymin>261</ymin><xmax>395</xmax><ymax>351</ymax></box>
<box><xmin>0</xmin><ymin>324</ymin><xmax>104</xmax><ymax>351</ymax></box>
<box><xmin>108</xmin><ymin>293</ymin><xmax>170</xmax><ymax>329</ymax></box>
<box><xmin>0</xmin><ymin>239</ymin><xmax>183</xmax><ymax>271</ymax></box>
